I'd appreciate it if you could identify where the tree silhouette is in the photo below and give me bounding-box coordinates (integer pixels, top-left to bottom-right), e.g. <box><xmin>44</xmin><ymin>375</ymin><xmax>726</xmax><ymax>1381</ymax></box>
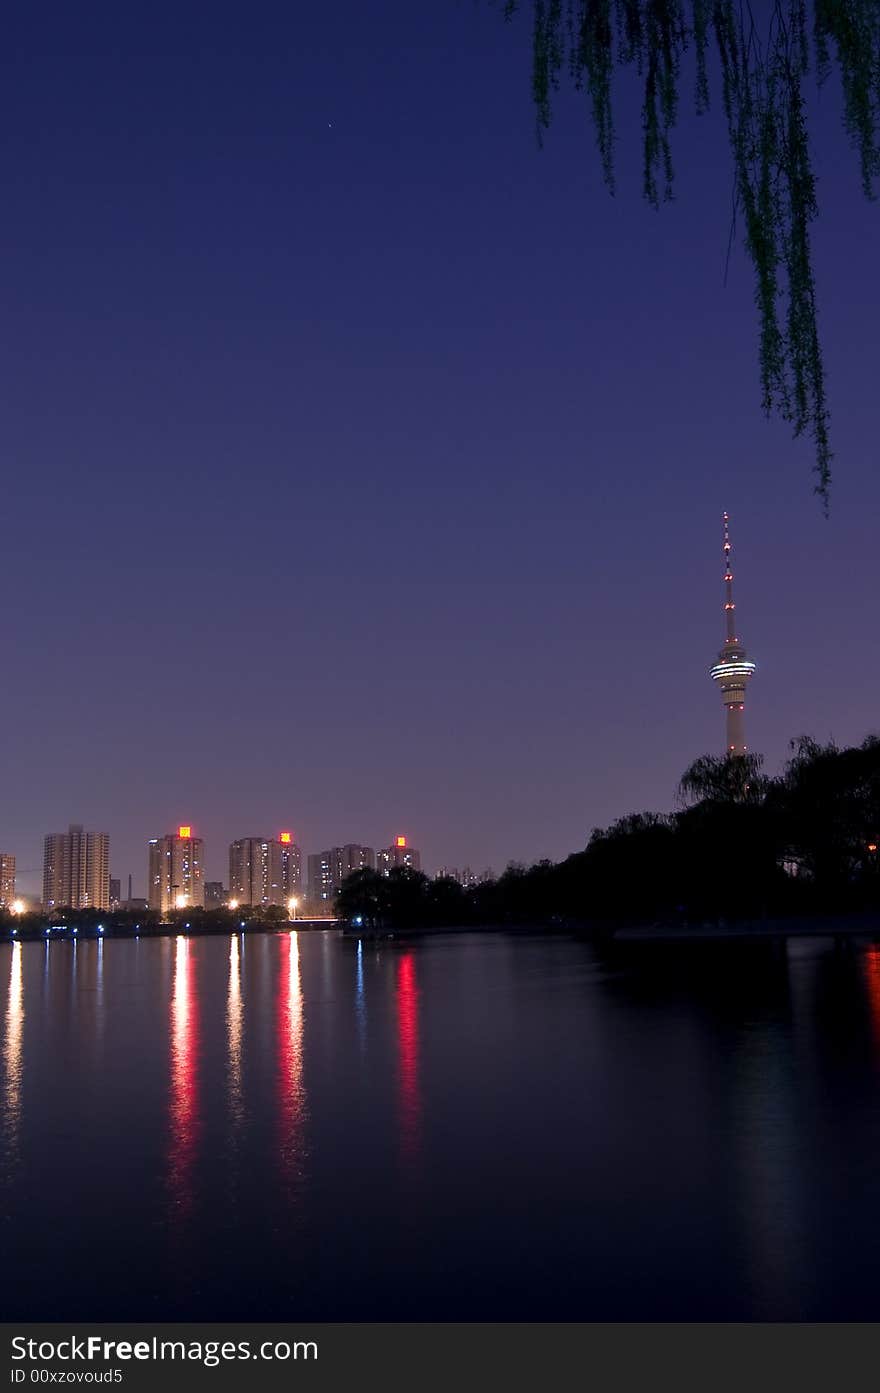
<box><xmin>496</xmin><ymin>0</ymin><xmax>880</xmax><ymax>503</ymax></box>
<box><xmin>678</xmin><ymin>751</ymin><xmax>768</xmax><ymax>804</ymax></box>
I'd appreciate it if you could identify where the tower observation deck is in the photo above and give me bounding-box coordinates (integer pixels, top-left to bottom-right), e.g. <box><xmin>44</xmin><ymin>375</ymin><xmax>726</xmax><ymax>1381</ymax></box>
<box><xmin>709</xmin><ymin>512</ymin><xmax>756</xmax><ymax>755</ymax></box>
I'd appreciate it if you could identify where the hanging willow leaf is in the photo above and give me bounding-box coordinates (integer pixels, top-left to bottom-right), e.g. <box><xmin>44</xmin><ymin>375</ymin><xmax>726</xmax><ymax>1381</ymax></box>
<box><xmin>497</xmin><ymin>0</ymin><xmax>880</xmax><ymax>505</ymax></box>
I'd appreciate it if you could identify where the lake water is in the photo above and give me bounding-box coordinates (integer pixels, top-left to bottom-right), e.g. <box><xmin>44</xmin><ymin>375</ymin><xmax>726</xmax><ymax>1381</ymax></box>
<box><xmin>4</xmin><ymin>927</ymin><xmax>880</xmax><ymax>1320</ymax></box>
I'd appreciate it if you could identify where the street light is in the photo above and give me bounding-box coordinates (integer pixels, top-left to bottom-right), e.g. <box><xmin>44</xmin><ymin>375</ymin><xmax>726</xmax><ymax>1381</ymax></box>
<box><xmin>287</xmin><ymin>896</ymin><xmax>298</xmax><ymax>921</ymax></box>
<box><xmin>11</xmin><ymin>899</ymin><xmax>25</xmax><ymax>916</ymax></box>
<box><xmin>228</xmin><ymin>898</ymin><xmax>239</xmax><ymax>910</ymax></box>
<box><xmin>175</xmin><ymin>894</ymin><xmax>188</xmax><ymax>910</ymax></box>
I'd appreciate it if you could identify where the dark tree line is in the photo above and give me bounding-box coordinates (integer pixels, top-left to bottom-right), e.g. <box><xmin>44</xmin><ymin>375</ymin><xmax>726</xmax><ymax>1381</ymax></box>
<box><xmin>0</xmin><ymin>902</ymin><xmax>294</xmax><ymax>938</ymax></box>
<box><xmin>335</xmin><ymin>734</ymin><xmax>880</xmax><ymax>930</ymax></box>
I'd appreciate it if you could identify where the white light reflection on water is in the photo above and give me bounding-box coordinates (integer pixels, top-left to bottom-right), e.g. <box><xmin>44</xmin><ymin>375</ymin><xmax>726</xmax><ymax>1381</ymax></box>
<box><xmin>168</xmin><ymin>935</ymin><xmax>198</xmax><ymax>1219</ymax></box>
<box><xmin>227</xmin><ymin>933</ymin><xmax>244</xmax><ymax>1134</ymax></box>
<box><xmin>277</xmin><ymin>931</ymin><xmax>307</xmax><ymax>1188</ymax></box>
<box><xmin>355</xmin><ymin>938</ymin><xmax>366</xmax><ymax>1051</ymax></box>
<box><xmin>3</xmin><ymin>943</ymin><xmax>24</xmax><ymax>1161</ymax></box>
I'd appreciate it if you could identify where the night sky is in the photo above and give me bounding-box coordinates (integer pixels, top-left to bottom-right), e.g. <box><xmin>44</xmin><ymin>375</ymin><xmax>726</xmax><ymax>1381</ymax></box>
<box><xmin>3</xmin><ymin>1</ymin><xmax>878</xmax><ymax>896</ymax></box>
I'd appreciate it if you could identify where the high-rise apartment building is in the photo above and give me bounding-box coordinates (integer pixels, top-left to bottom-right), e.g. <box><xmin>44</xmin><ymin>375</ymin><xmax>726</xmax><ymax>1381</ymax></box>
<box><xmin>229</xmin><ymin>838</ymin><xmax>283</xmax><ymax>907</ymax></box>
<box><xmin>307</xmin><ymin>845</ymin><xmax>375</xmax><ymax>904</ymax></box>
<box><xmin>307</xmin><ymin>851</ymin><xmax>331</xmax><ymax>904</ymax></box>
<box><xmin>377</xmin><ymin>835</ymin><xmax>421</xmax><ymax>876</ymax></box>
<box><xmin>148</xmin><ymin>826</ymin><xmax>205</xmax><ymax>915</ymax></box>
<box><xmin>435</xmin><ymin>866</ymin><xmax>478</xmax><ymax>886</ymax></box>
<box><xmin>228</xmin><ymin>833</ymin><xmax>302</xmax><ymax>907</ymax></box>
<box><xmin>204</xmin><ymin>881</ymin><xmax>226</xmax><ymax>909</ymax></box>
<box><xmin>43</xmin><ymin>825</ymin><xmax>110</xmax><ymax>910</ymax></box>
<box><xmin>0</xmin><ymin>854</ymin><xmax>15</xmax><ymax>908</ymax></box>
<box><xmin>279</xmin><ymin>832</ymin><xmax>302</xmax><ymax>899</ymax></box>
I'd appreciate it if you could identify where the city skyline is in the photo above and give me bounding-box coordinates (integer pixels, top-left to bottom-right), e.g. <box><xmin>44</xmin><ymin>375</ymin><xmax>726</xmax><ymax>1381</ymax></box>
<box><xmin>4</xmin><ymin>824</ymin><xmax>427</xmax><ymax>905</ymax></box>
<box><xmin>1</xmin><ymin>486</ymin><xmax>875</xmax><ymax>898</ymax></box>
<box><xmin>3</xmin><ymin>1</ymin><xmax>879</xmax><ymax>903</ymax></box>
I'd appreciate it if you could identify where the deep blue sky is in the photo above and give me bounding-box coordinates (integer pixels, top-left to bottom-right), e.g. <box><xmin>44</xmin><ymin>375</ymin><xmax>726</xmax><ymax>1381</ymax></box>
<box><xmin>3</xmin><ymin>1</ymin><xmax>878</xmax><ymax>895</ymax></box>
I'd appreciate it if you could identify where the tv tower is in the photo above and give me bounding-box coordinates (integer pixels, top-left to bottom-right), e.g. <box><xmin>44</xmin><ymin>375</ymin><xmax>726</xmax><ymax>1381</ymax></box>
<box><xmin>709</xmin><ymin>512</ymin><xmax>756</xmax><ymax>755</ymax></box>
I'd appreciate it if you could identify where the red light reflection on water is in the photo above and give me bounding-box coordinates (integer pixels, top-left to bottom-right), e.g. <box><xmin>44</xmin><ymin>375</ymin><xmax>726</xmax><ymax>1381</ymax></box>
<box><xmin>864</xmin><ymin>947</ymin><xmax>880</xmax><ymax>1051</ymax></box>
<box><xmin>277</xmin><ymin>932</ymin><xmax>306</xmax><ymax>1182</ymax></box>
<box><xmin>396</xmin><ymin>953</ymin><xmax>421</xmax><ymax>1162</ymax></box>
<box><xmin>168</xmin><ymin>936</ymin><xmax>198</xmax><ymax>1216</ymax></box>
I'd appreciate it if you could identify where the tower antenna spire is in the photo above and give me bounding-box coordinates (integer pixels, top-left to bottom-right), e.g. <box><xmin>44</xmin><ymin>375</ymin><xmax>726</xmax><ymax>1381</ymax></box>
<box><xmin>722</xmin><ymin>510</ymin><xmax>736</xmax><ymax>642</ymax></box>
<box><xmin>710</xmin><ymin>511</ymin><xmax>756</xmax><ymax>755</ymax></box>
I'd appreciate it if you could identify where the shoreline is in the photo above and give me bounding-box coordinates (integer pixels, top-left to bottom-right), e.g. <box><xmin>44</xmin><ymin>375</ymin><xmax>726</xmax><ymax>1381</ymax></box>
<box><xmin>4</xmin><ymin>911</ymin><xmax>880</xmax><ymax>946</ymax></box>
<box><xmin>2</xmin><ymin>917</ymin><xmax>339</xmax><ymax>943</ymax></box>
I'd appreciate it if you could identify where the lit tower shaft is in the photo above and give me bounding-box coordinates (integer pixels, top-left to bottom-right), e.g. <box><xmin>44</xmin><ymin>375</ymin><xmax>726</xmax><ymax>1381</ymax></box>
<box><xmin>709</xmin><ymin>512</ymin><xmax>756</xmax><ymax>755</ymax></box>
